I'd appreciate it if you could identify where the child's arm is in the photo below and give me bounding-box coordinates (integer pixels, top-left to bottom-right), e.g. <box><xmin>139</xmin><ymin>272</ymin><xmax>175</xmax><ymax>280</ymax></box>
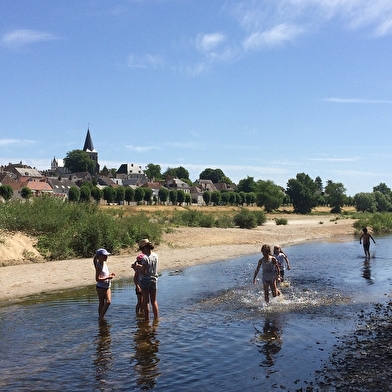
<box><xmin>359</xmin><ymin>234</ymin><xmax>363</xmax><ymax>244</ymax></box>
<box><xmin>283</xmin><ymin>254</ymin><xmax>291</xmax><ymax>270</ymax></box>
<box><xmin>370</xmin><ymin>235</ymin><xmax>376</xmax><ymax>244</ymax></box>
<box><xmin>273</xmin><ymin>257</ymin><xmax>281</xmax><ymax>280</ymax></box>
<box><xmin>253</xmin><ymin>260</ymin><xmax>262</xmax><ymax>284</ymax></box>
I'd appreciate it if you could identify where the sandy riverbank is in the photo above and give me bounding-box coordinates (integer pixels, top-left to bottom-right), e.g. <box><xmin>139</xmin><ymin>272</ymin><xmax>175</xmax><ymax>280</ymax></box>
<box><xmin>0</xmin><ymin>215</ymin><xmax>357</xmax><ymax>303</ymax></box>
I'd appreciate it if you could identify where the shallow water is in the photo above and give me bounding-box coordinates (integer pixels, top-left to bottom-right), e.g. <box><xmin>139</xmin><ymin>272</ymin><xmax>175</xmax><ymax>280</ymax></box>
<box><xmin>1</xmin><ymin>235</ymin><xmax>392</xmax><ymax>391</ymax></box>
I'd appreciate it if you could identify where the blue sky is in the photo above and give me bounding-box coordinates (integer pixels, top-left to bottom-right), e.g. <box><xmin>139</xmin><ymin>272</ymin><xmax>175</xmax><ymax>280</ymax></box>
<box><xmin>1</xmin><ymin>0</ymin><xmax>391</xmax><ymax>196</ymax></box>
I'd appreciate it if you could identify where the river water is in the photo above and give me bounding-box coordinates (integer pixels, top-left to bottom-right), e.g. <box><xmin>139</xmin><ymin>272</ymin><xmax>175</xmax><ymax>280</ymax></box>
<box><xmin>1</xmin><ymin>235</ymin><xmax>392</xmax><ymax>391</ymax></box>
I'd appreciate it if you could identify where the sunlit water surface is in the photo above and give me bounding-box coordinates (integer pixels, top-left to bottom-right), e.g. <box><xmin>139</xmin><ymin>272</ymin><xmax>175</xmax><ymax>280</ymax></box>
<box><xmin>1</xmin><ymin>235</ymin><xmax>392</xmax><ymax>391</ymax></box>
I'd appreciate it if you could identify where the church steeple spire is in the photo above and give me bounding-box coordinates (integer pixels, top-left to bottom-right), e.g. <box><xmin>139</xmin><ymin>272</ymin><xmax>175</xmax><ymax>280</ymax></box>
<box><xmin>82</xmin><ymin>126</ymin><xmax>99</xmax><ymax>175</ymax></box>
<box><xmin>83</xmin><ymin>127</ymin><xmax>95</xmax><ymax>152</ymax></box>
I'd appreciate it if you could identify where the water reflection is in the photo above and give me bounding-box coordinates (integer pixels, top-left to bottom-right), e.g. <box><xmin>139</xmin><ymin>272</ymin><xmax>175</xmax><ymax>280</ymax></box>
<box><xmin>93</xmin><ymin>320</ymin><xmax>113</xmax><ymax>390</ymax></box>
<box><xmin>131</xmin><ymin>319</ymin><xmax>160</xmax><ymax>390</ymax></box>
<box><xmin>253</xmin><ymin>316</ymin><xmax>282</xmax><ymax>367</ymax></box>
<box><xmin>362</xmin><ymin>258</ymin><xmax>373</xmax><ymax>284</ymax></box>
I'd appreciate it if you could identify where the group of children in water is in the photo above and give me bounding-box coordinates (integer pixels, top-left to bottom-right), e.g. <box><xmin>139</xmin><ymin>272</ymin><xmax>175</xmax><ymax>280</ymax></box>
<box><xmin>253</xmin><ymin>245</ymin><xmax>291</xmax><ymax>304</ymax></box>
<box><xmin>93</xmin><ymin>227</ymin><xmax>376</xmax><ymax>318</ymax></box>
<box><xmin>93</xmin><ymin>238</ymin><xmax>159</xmax><ymax>321</ymax></box>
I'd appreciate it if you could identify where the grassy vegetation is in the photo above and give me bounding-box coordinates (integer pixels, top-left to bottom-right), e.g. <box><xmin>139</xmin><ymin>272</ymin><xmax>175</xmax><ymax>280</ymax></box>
<box><xmin>4</xmin><ymin>198</ymin><xmax>391</xmax><ymax>260</ymax></box>
<box><xmin>0</xmin><ymin>197</ymin><xmax>161</xmax><ymax>260</ymax></box>
<box><xmin>353</xmin><ymin>212</ymin><xmax>392</xmax><ymax>234</ymax></box>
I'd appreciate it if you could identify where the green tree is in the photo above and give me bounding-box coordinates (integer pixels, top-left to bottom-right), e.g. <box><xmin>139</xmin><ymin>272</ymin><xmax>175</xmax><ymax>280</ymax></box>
<box><xmin>124</xmin><ymin>187</ymin><xmax>135</xmax><ymax>204</ymax></box>
<box><xmin>177</xmin><ymin>189</ymin><xmax>185</xmax><ymax>205</ymax></box>
<box><xmin>91</xmin><ymin>186</ymin><xmax>102</xmax><ymax>203</ymax></box>
<box><xmin>134</xmin><ymin>187</ymin><xmax>145</xmax><ymax>204</ymax></box>
<box><xmin>286</xmin><ymin>173</ymin><xmax>318</xmax><ymax>214</ymax></box>
<box><xmin>143</xmin><ymin>188</ymin><xmax>153</xmax><ymax>204</ymax></box>
<box><xmin>79</xmin><ymin>185</ymin><xmax>91</xmax><ymax>202</ymax></box>
<box><xmin>158</xmin><ymin>187</ymin><xmax>169</xmax><ymax>204</ymax></box>
<box><xmin>325</xmin><ymin>180</ymin><xmax>347</xmax><ymax>213</ymax></box>
<box><xmin>211</xmin><ymin>191</ymin><xmax>221</xmax><ymax>206</ymax></box>
<box><xmin>220</xmin><ymin>191</ymin><xmax>230</xmax><ymax>205</ymax></box>
<box><xmin>145</xmin><ymin>163</ymin><xmax>162</xmax><ymax>180</ymax></box>
<box><xmin>68</xmin><ymin>186</ymin><xmax>80</xmax><ymax>202</ymax></box>
<box><xmin>100</xmin><ymin>165</ymin><xmax>110</xmax><ymax>176</ymax></box>
<box><xmin>228</xmin><ymin>192</ymin><xmax>237</xmax><ymax>205</ymax></box>
<box><xmin>0</xmin><ymin>185</ymin><xmax>13</xmax><ymax>201</ymax></box>
<box><xmin>237</xmin><ymin>176</ymin><xmax>257</xmax><ymax>193</ymax></box>
<box><xmin>115</xmin><ymin>187</ymin><xmax>125</xmax><ymax>205</ymax></box>
<box><xmin>202</xmin><ymin>190</ymin><xmax>211</xmax><ymax>205</ymax></box>
<box><xmin>245</xmin><ymin>192</ymin><xmax>256</xmax><ymax>205</ymax></box>
<box><xmin>169</xmin><ymin>189</ymin><xmax>177</xmax><ymax>205</ymax></box>
<box><xmin>64</xmin><ymin>149</ymin><xmax>95</xmax><ymax>174</ymax></box>
<box><xmin>239</xmin><ymin>191</ymin><xmax>246</xmax><ymax>205</ymax></box>
<box><xmin>354</xmin><ymin>192</ymin><xmax>377</xmax><ymax>212</ymax></box>
<box><xmin>315</xmin><ymin>176</ymin><xmax>323</xmax><ymax>193</ymax></box>
<box><xmin>103</xmin><ymin>187</ymin><xmax>116</xmax><ymax>204</ymax></box>
<box><xmin>374</xmin><ymin>191</ymin><xmax>391</xmax><ymax>212</ymax></box>
<box><xmin>199</xmin><ymin>168</ymin><xmax>227</xmax><ymax>184</ymax></box>
<box><xmin>21</xmin><ymin>186</ymin><xmax>32</xmax><ymax>199</ymax></box>
<box><xmin>373</xmin><ymin>182</ymin><xmax>391</xmax><ymax>196</ymax></box>
<box><xmin>184</xmin><ymin>193</ymin><xmax>191</xmax><ymax>205</ymax></box>
<box><xmin>163</xmin><ymin>166</ymin><xmax>189</xmax><ymax>180</ymax></box>
<box><xmin>255</xmin><ymin>180</ymin><xmax>284</xmax><ymax>212</ymax></box>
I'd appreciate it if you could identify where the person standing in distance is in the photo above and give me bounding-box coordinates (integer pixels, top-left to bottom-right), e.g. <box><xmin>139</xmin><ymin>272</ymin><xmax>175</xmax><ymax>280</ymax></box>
<box><xmin>94</xmin><ymin>248</ymin><xmax>116</xmax><ymax>321</ymax></box>
<box><xmin>137</xmin><ymin>239</ymin><xmax>159</xmax><ymax>321</ymax></box>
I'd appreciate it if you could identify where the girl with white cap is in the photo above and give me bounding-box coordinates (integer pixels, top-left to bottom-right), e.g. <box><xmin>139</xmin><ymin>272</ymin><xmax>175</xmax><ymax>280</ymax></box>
<box><xmin>94</xmin><ymin>248</ymin><xmax>116</xmax><ymax>320</ymax></box>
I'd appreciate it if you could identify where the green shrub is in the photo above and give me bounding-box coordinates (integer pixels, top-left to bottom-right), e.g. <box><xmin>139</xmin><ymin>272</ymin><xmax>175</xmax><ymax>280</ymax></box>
<box><xmin>275</xmin><ymin>218</ymin><xmax>288</xmax><ymax>225</ymax></box>
<box><xmin>233</xmin><ymin>208</ymin><xmax>257</xmax><ymax>229</ymax></box>
<box><xmin>353</xmin><ymin>212</ymin><xmax>392</xmax><ymax>234</ymax></box>
<box><xmin>253</xmin><ymin>210</ymin><xmax>267</xmax><ymax>225</ymax></box>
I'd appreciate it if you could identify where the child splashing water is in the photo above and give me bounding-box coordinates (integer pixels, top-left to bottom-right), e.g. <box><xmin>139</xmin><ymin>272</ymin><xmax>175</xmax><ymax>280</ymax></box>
<box><xmin>253</xmin><ymin>244</ymin><xmax>281</xmax><ymax>304</ymax></box>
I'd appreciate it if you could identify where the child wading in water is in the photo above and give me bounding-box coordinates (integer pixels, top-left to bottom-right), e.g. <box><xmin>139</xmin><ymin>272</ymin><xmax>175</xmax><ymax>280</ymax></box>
<box><xmin>359</xmin><ymin>227</ymin><xmax>376</xmax><ymax>259</ymax></box>
<box><xmin>131</xmin><ymin>254</ymin><xmax>144</xmax><ymax>314</ymax></box>
<box><xmin>253</xmin><ymin>244</ymin><xmax>281</xmax><ymax>304</ymax></box>
<box><xmin>94</xmin><ymin>248</ymin><xmax>116</xmax><ymax>320</ymax></box>
<box><xmin>273</xmin><ymin>246</ymin><xmax>291</xmax><ymax>282</ymax></box>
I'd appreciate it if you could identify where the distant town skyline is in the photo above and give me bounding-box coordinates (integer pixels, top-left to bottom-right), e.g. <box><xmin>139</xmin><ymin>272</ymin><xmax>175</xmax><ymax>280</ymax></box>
<box><xmin>1</xmin><ymin>1</ymin><xmax>392</xmax><ymax>196</ymax></box>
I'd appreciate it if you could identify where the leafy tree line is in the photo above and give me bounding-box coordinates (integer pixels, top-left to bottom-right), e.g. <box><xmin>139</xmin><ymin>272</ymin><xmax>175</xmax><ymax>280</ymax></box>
<box><xmin>5</xmin><ymin>149</ymin><xmax>391</xmax><ymax>213</ymax></box>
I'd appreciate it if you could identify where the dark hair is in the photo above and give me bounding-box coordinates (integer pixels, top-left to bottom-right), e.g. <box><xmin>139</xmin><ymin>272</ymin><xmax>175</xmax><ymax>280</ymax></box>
<box><xmin>261</xmin><ymin>244</ymin><xmax>271</xmax><ymax>255</ymax></box>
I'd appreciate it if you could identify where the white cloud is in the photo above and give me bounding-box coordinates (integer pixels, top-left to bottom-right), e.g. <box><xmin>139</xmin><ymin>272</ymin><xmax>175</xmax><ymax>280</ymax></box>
<box><xmin>325</xmin><ymin>97</ymin><xmax>392</xmax><ymax>104</ymax></box>
<box><xmin>165</xmin><ymin>142</ymin><xmax>197</xmax><ymax>149</ymax></box>
<box><xmin>125</xmin><ymin>144</ymin><xmax>161</xmax><ymax>153</ymax></box>
<box><xmin>0</xmin><ymin>138</ymin><xmax>35</xmax><ymax>146</ymax></box>
<box><xmin>309</xmin><ymin>156</ymin><xmax>360</xmax><ymax>162</ymax></box>
<box><xmin>127</xmin><ymin>53</ymin><xmax>164</xmax><ymax>69</ymax></box>
<box><xmin>0</xmin><ymin>139</ymin><xmax>20</xmax><ymax>146</ymax></box>
<box><xmin>2</xmin><ymin>29</ymin><xmax>58</xmax><ymax>47</ymax></box>
<box><xmin>196</xmin><ymin>32</ymin><xmax>226</xmax><ymax>53</ymax></box>
<box><xmin>243</xmin><ymin>23</ymin><xmax>304</xmax><ymax>50</ymax></box>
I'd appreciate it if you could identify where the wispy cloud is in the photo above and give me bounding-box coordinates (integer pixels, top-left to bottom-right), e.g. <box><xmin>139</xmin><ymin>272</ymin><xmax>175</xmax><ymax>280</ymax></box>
<box><xmin>229</xmin><ymin>0</ymin><xmax>392</xmax><ymax>44</ymax></box>
<box><xmin>125</xmin><ymin>144</ymin><xmax>162</xmax><ymax>153</ymax></box>
<box><xmin>325</xmin><ymin>97</ymin><xmax>392</xmax><ymax>104</ymax></box>
<box><xmin>310</xmin><ymin>156</ymin><xmax>360</xmax><ymax>162</ymax></box>
<box><xmin>2</xmin><ymin>29</ymin><xmax>58</xmax><ymax>47</ymax></box>
<box><xmin>127</xmin><ymin>53</ymin><xmax>164</xmax><ymax>69</ymax></box>
<box><xmin>196</xmin><ymin>32</ymin><xmax>226</xmax><ymax>53</ymax></box>
<box><xmin>165</xmin><ymin>141</ymin><xmax>197</xmax><ymax>149</ymax></box>
<box><xmin>243</xmin><ymin>23</ymin><xmax>304</xmax><ymax>50</ymax></box>
<box><xmin>0</xmin><ymin>138</ymin><xmax>35</xmax><ymax>146</ymax></box>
